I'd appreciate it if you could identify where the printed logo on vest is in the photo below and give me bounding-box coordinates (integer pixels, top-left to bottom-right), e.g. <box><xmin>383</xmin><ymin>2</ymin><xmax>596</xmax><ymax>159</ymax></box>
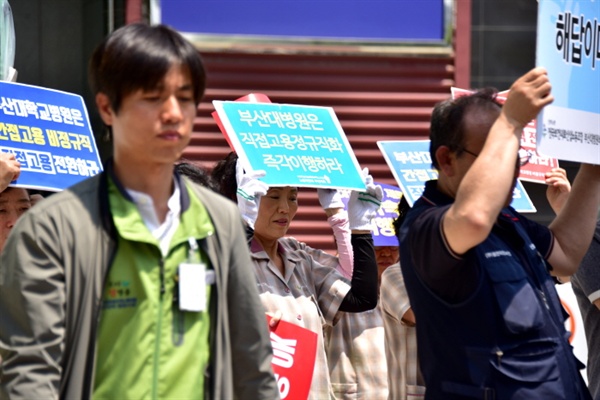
<box><xmin>102</xmin><ymin>280</ymin><xmax>138</xmax><ymax>309</ymax></box>
<box><xmin>484</xmin><ymin>250</ymin><xmax>512</xmax><ymax>259</ymax></box>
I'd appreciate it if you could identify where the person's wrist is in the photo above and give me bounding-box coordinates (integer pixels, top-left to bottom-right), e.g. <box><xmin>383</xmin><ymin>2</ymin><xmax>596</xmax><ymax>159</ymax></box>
<box><xmin>499</xmin><ymin>110</ymin><xmax>528</xmax><ymax>135</ymax></box>
<box><xmin>325</xmin><ymin>208</ymin><xmax>343</xmax><ymax>218</ymax></box>
<box><xmin>0</xmin><ymin>177</ymin><xmax>10</xmax><ymax>192</ymax></box>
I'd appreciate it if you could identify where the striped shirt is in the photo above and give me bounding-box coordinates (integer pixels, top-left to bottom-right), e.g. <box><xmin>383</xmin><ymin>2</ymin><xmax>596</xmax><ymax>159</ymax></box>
<box><xmin>325</xmin><ymin>307</ymin><xmax>389</xmax><ymax>399</ymax></box>
<box><xmin>380</xmin><ymin>263</ymin><xmax>426</xmax><ymax>399</ymax></box>
<box><xmin>324</xmin><ymin>212</ymin><xmax>388</xmax><ymax>399</ymax></box>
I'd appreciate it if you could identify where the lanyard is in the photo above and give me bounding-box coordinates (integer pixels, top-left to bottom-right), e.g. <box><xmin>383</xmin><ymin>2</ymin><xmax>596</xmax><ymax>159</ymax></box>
<box><xmin>187</xmin><ymin>237</ymin><xmax>200</xmax><ymax>264</ymax></box>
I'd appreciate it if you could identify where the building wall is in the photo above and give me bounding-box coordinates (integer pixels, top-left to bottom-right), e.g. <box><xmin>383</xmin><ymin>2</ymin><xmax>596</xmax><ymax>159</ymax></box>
<box><xmin>471</xmin><ymin>0</ymin><xmax>538</xmax><ymax>90</ymax></box>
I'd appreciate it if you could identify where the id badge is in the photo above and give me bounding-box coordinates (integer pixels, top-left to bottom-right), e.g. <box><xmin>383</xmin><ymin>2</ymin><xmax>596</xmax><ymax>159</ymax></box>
<box><xmin>178</xmin><ymin>262</ymin><xmax>206</xmax><ymax>312</ymax></box>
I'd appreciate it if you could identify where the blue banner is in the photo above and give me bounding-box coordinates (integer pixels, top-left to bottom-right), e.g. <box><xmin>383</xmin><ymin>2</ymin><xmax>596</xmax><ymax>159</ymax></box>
<box><xmin>0</xmin><ymin>81</ymin><xmax>102</xmax><ymax>191</ymax></box>
<box><xmin>214</xmin><ymin>101</ymin><xmax>365</xmax><ymax>190</ymax></box>
<box><xmin>377</xmin><ymin>140</ymin><xmax>536</xmax><ymax>213</ymax></box>
<box><xmin>160</xmin><ymin>0</ymin><xmax>447</xmax><ymax>43</ymax></box>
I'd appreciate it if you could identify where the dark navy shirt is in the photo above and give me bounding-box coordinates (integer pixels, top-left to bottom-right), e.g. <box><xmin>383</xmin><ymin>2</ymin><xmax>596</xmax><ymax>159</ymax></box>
<box><xmin>409</xmin><ymin>180</ymin><xmax>554</xmax><ymax>303</ymax></box>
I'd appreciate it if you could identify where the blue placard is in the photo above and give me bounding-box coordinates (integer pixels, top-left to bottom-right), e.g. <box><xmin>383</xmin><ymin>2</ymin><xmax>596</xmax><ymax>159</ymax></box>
<box><xmin>511</xmin><ymin>180</ymin><xmax>537</xmax><ymax>214</ymax></box>
<box><xmin>0</xmin><ymin>81</ymin><xmax>102</xmax><ymax>191</ymax></box>
<box><xmin>214</xmin><ymin>101</ymin><xmax>365</xmax><ymax>190</ymax></box>
<box><xmin>377</xmin><ymin>140</ymin><xmax>437</xmax><ymax>206</ymax></box>
<box><xmin>373</xmin><ymin>183</ymin><xmax>404</xmax><ymax>246</ymax></box>
<box><xmin>536</xmin><ymin>0</ymin><xmax>600</xmax><ymax>164</ymax></box>
<box><xmin>160</xmin><ymin>0</ymin><xmax>448</xmax><ymax>43</ymax></box>
<box><xmin>377</xmin><ymin>140</ymin><xmax>537</xmax><ymax>213</ymax></box>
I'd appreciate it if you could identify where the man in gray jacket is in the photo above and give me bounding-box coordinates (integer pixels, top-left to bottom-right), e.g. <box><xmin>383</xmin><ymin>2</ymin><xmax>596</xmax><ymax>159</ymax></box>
<box><xmin>0</xmin><ymin>23</ymin><xmax>278</xmax><ymax>399</ymax></box>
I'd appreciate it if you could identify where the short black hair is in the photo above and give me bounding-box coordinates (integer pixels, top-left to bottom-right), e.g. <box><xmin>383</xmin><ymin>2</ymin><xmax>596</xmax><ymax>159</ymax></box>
<box><xmin>175</xmin><ymin>161</ymin><xmax>218</xmax><ymax>192</ymax></box>
<box><xmin>88</xmin><ymin>23</ymin><xmax>206</xmax><ymax>114</ymax></box>
<box><xmin>392</xmin><ymin>195</ymin><xmax>411</xmax><ymax>236</ymax></box>
<box><xmin>211</xmin><ymin>152</ymin><xmax>239</xmax><ymax>203</ymax></box>
<box><xmin>429</xmin><ymin>88</ymin><xmax>502</xmax><ymax>169</ymax></box>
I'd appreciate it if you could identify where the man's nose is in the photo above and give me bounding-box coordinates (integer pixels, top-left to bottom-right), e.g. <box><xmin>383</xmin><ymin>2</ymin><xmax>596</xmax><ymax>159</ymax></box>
<box><xmin>6</xmin><ymin>211</ymin><xmax>19</xmax><ymax>228</ymax></box>
<box><xmin>161</xmin><ymin>95</ymin><xmax>183</xmax><ymax>122</ymax></box>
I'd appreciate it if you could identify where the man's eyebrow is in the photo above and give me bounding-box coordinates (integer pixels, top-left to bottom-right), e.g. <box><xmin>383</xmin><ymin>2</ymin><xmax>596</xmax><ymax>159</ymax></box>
<box><xmin>178</xmin><ymin>84</ymin><xmax>194</xmax><ymax>91</ymax></box>
<box><xmin>145</xmin><ymin>83</ymin><xmax>193</xmax><ymax>92</ymax></box>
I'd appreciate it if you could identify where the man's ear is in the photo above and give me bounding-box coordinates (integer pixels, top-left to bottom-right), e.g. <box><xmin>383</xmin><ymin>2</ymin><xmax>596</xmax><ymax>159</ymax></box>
<box><xmin>95</xmin><ymin>93</ymin><xmax>114</xmax><ymax>126</ymax></box>
<box><xmin>435</xmin><ymin>145</ymin><xmax>457</xmax><ymax>177</ymax></box>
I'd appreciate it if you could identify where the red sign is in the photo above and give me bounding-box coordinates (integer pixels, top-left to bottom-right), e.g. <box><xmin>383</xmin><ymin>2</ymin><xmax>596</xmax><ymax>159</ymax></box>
<box><xmin>266</xmin><ymin>315</ymin><xmax>318</xmax><ymax>400</ymax></box>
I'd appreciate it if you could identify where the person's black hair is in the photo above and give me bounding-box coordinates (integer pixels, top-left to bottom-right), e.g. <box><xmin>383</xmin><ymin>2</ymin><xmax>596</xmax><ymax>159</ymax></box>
<box><xmin>88</xmin><ymin>23</ymin><xmax>206</xmax><ymax>114</ymax></box>
<box><xmin>392</xmin><ymin>195</ymin><xmax>411</xmax><ymax>236</ymax></box>
<box><xmin>429</xmin><ymin>88</ymin><xmax>502</xmax><ymax>169</ymax></box>
<box><xmin>211</xmin><ymin>152</ymin><xmax>239</xmax><ymax>202</ymax></box>
<box><xmin>175</xmin><ymin>161</ymin><xmax>218</xmax><ymax>192</ymax></box>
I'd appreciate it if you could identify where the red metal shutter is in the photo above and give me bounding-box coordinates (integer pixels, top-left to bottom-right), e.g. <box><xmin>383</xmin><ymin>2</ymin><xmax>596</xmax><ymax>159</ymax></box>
<box><xmin>185</xmin><ymin>51</ymin><xmax>455</xmax><ymax>253</ymax></box>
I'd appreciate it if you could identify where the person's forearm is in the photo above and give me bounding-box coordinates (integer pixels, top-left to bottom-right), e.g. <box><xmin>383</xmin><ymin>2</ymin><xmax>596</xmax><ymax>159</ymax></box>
<box><xmin>448</xmin><ymin>114</ymin><xmax>522</xmax><ymax>249</ymax></box>
<box><xmin>549</xmin><ymin>164</ymin><xmax>600</xmax><ymax>275</ymax></box>
<box><xmin>338</xmin><ymin>234</ymin><xmax>378</xmax><ymax>312</ymax></box>
<box><xmin>446</xmin><ymin>68</ymin><xmax>553</xmax><ymax>255</ymax></box>
<box><xmin>328</xmin><ymin>212</ymin><xmax>353</xmax><ymax>279</ymax></box>
<box><xmin>455</xmin><ymin>114</ymin><xmax>521</xmax><ymax>215</ymax></box>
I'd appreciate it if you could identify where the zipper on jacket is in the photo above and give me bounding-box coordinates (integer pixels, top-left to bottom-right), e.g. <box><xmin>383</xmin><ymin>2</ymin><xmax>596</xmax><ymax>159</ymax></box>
<box><xmin>159</xmin><ymin>258</ymin><xmax>165</xmax><ymax>298</ymax></box>
<box><xmin>172</xmin><ymin>269</ymin><xmax>184</xmax><ymax>346</ymax></box>
<box><xmin>153</xmin><ymin>257</ymin><xmax>166</xmax><ymax>399</ymax></box>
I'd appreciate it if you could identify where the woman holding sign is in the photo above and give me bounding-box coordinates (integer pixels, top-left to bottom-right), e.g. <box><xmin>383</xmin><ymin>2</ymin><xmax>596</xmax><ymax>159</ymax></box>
<box><xmin>212</xmin><ymin>152</ymin><xmax>381</xmax><ymax>400</ymax></box>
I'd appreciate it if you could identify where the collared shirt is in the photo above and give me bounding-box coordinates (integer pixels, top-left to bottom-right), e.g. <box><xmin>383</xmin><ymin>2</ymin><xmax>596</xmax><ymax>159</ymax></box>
<box><xmin>380</xmin><ymin>263</ymin><xmax>425</xmax><ymax>400</ymax></box>
<box><xmin>126</xmin><ymin>178</ymin><xmax>181</xmax><ymax>256</ymax></box>
<box><xmin>250</xmin><ymin>237</ymin><xmax>351</xmax><ymax>400</ymax></box>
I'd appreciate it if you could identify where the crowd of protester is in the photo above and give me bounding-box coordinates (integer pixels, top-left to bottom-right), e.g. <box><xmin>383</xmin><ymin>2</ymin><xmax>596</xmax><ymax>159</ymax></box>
<box><xmin>1</xmin><ymin>22</ymin><xmax>599</xmax><ymax>400</ymax></box>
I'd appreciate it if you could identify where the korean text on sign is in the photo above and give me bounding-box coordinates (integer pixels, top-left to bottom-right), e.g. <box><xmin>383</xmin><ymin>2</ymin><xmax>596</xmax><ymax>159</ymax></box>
<box><xmin>555</xmin><ymin>12</ymin><xmax>600</xmax><ymax>68</ymax></box>
<box><xmin>215</xmin><ymin>101</ymin><xmax>365</xmax><ymax>191</ymax></box>
<box><xmin>0</xmin><ymin>80</ymin><xmax>103</xmax><ymax>191</ymax></box>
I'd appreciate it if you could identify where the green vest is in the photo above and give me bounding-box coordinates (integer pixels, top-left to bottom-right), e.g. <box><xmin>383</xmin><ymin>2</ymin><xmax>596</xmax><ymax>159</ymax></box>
<box><xmin>93</xmin><ymin>178</ymin><xmax>213</xmax><ymax>399</ymax></box>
